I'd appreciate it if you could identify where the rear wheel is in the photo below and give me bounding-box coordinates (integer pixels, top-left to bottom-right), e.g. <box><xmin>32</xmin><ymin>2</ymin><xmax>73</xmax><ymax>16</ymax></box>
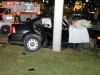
<box><xmin>24</xmin><ymin>36</ymin><xmax>41</xmax><ymax>52</ymax></box>
<box><xmin>1</xmin><ymin>25</ymin><xmax>10</xmax><ymax>35</ymax></box>
<box><xmin>26</xmin><ymin>18</ymin><xmax>31</xmax><ymax>22</ymax></box>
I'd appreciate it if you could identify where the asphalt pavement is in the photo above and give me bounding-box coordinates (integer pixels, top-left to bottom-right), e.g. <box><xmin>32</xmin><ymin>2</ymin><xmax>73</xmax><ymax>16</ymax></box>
<box><xmin>0</xmin><ymin>31</ymin><xmax>8</xmax><ymax>44</ymax></box>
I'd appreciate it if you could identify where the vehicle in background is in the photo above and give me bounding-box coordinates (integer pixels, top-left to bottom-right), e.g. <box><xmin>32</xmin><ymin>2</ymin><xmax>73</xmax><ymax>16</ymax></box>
<box><xmin>8</xmin><ymin>10</ymin><xmax>100</xmax><ymax>52</ymax></box>
<box><xmin>72</xmin><ymin>14</ymin><xmax>86</xmax><ymax>20</ymax></box>
<box><xmin>0</xmin><ymin>1</ymin><xmax>40</xmax><ymax>35</ymax></box>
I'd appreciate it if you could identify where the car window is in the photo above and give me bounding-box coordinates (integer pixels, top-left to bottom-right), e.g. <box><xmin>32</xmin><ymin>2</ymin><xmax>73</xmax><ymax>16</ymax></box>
<box><xmin>0</xmin><ymin>8</ymin><xmax>7</xmax><ymax>13</ymax></box>
<box><xmin>34</xmin><ymin>18</ymin><xmax>52</xmax><ymax>28</ymax></box>
<box><xmin>33</xmin><ymin>18</ymin><xmax>43</xmax><ymax>28</ymax></box>
<box><xmin>42</xmin><ymin>18</ymin><xmax>52</xmax><ymax>28</ymax></box>
<box><xmin>34</xmin><ymin>19</ymin><xmax>42</xmax><ymax>25</ymax></box>
<box><xmin>4</xmin><ymin>9</ymin><xmax>11</xmax><ymax>14</ymax></box>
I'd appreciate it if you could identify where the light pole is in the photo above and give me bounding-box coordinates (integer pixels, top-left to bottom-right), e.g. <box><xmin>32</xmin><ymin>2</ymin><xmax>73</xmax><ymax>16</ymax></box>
<box><xmin>86</xmin><ymin>0</ymin><xmax>89</xmax><ymax>10</ymax></box>
<box><xmin>53</xmin><ymin>0</ymin><xmax>64</xmax><ymax>51</ymax></box>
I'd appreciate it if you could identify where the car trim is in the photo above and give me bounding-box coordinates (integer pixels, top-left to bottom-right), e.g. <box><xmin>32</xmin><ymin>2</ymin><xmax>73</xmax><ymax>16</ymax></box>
<box><xmin>8</xmin><ymin>41</ymin><xmax>23</xmax><ymax>45</ymax></box>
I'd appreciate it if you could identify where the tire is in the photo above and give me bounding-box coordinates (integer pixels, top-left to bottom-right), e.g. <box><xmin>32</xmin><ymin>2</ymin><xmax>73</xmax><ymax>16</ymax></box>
<box><xmin>76</xmin><ymin>37</ymin><xmax>95</xmax><ymax>52</ymax></box>
<box><xmin>26</xmin><ymin>18</ymin><xmax>31</xmax><ymax>22</ymax></box>
<box><xmin>1</xmin><ymin>25</ymin><xmax>10</xmax><ymax>35</ymax></box>
<box><xmin>24</xmin><ymin>36</ymin><xmax>41</xmax><ymax>52</ymax></box>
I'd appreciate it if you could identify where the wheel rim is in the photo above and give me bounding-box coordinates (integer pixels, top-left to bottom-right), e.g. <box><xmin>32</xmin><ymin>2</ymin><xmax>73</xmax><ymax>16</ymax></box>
<box><xmin>3</xmin><ymin>28</ymin><xmax>7</xmax><ymax>31</ymax></box>
<box><xmin>82</xmin><ymin>43</ymin><xmax>91</xmax><ymax>49</ymax></box>
<box><xmin>1</xmin><ymin>27</ymin><xmax>10</xmax><ymax>35</ymax></box>
<box><xmin>27</xmin><ymin>39</ymin><xmax>38</xmax><ymax>51</ymax></box>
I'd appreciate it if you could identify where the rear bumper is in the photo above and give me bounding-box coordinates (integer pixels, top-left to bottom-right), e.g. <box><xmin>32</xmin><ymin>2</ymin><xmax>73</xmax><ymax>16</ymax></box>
<box><xmin>8</xmin><ymin>33</ymin><xmax>23</xmax><ymax>45</ymax></box>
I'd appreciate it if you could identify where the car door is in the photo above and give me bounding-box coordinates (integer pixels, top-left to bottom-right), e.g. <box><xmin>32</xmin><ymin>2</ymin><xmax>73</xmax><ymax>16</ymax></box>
<box><xmin>34</xmin><ymin>17</ymin><xmax>53</xmax><ymax>44</ymax></box>
<box><xmin>62</xmin><ymin>19</ymin><xmax>69</xmax><ymax>43</ymax></box>
<box><xmin>41</xmin><ymin>17</ymin><xmax>53</xmax><ymax>44</ymax></box>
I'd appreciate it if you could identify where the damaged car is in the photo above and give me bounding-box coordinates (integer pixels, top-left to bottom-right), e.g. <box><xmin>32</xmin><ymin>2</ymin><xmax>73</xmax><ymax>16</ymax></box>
<box><xmin>8</xmin><ymin>11</ymin><xmax>100</xmax><ymax>52</ymax></box>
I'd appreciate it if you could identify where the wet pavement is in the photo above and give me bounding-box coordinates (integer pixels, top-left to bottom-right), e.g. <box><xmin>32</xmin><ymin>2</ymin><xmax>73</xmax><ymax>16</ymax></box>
<box><xmin>0</xmin><ymin>32</ymin><xmax>8</xmax><ymax>44</ymax></box>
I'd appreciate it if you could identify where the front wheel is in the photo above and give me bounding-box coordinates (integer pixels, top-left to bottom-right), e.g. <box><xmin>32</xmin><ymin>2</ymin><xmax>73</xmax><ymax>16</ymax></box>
<box><xmin>24</xmin><ymin>36</ymin><xmax>41</xmax><ymax>52</ymax></box>
<box><xmin>76</xmin><ymin>37</ymin><xmax>95</xmax><ymax>52</ymax></box>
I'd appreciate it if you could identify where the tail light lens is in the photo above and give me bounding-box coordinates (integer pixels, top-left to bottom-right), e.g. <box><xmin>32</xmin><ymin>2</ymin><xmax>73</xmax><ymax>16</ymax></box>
<box><xmin>11</xmin><ymin>26</ymin><xmax>16</xmax><ymax>33</ymax></box>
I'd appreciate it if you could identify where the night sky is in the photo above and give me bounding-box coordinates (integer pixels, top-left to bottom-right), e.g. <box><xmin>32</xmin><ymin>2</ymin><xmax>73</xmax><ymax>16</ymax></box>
<box><xmin>49</xmin><ymin>0</ymin><xmax>86</xmax><ymax>5</ymax></box>
<box><xmin>49</xmin><ymin>0</ymin><xmax>93</xmax><ymax>4</ymax></box>
<box><xmin>1</xmin><ymin>0</ymin><xmax>99</xmax><ymax>4</ymax></box>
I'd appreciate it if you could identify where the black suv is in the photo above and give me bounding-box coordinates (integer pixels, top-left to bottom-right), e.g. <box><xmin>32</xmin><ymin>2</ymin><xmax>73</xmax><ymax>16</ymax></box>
<box><xmin>8</xmin><ymin>11</ymin><xmax>100</xmax><ymax>52</ymax></box>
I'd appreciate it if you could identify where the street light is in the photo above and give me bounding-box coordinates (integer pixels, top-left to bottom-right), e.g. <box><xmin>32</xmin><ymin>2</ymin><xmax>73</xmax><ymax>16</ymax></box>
<box><xmin>69</xmin><ymin>0</ymin><xmax>72</xmax><ymax>6</ymax></box>
<box><xmin>67</xmin><ymin>4</ymin><xmax>69</xmax><ymax>6</ymax></box>
<box><xmin>86</xmin><ymin>0</ymin><xmax>89</xmax><ymax>2</ymax></box>
<box><xmin>43</xmin><ymin>0</ymin><xmax>45</xmax><ymax>3</ymax></box>
<box><xmin>83</xmin><ymin>3</ymin><xmax>86</xmax><ymax>6</ymax></box>
<box><xmin>46</xmin><ymin>0</ymin><xmax>48</xmax><ymax>3</ymax></box>
<box><xmin>86</xmin><ymin>0</ymin><xmax>89</xmax><ymax>10</ymax></box>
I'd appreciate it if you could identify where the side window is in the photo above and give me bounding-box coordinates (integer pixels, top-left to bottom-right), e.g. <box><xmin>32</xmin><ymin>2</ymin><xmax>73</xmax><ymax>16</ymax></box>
<box><xmin>4</xmin><ymin>9</ymin><xmax>11</xmax><ymax>14</ymax></box>
<box><xmin>42</xmin><ymin>18</ymin><xmax>52</xmax><ymax>28</ymax></box>
<box><xmin>34</xmin><ymin>19</ymin><xmax>42</xmax><ymax>25</ymax></box>
<box><xmin>8</xmin><ymin>9</ymin><xmax>11</xmax><ymax>13</ymax></box>
<box><xmin>34</xmin><ymin>18</ymin><xmax>52</xmax><ymax>28</ymax></box>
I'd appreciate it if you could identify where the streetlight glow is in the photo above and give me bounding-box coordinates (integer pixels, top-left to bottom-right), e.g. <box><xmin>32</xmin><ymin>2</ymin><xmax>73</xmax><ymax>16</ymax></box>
<box><xmin>86</xmin><ymin>0</ymin><xmax>89</xmax><ymax>2</ymax></box>
<box><xmin>83</xmin><ymin>3</ymin><xmax>86</xmax><ymax>5</ymax></box>
<box><xmin>43</xmin><ymin>0</ymin><xmax>45</xmax><ymax>2</ymax></box>
<box><xmin>46</xmin><ymin>0</ymin><xmax>48</xmax><ymax>3</ymax></box>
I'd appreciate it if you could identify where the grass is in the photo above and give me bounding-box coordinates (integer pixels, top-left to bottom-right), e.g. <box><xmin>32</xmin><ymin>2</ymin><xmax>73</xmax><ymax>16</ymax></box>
<box><xmin>0</xmin><ymin>44</ymin><xmax>100</xmax><ymax>75</ymax></box>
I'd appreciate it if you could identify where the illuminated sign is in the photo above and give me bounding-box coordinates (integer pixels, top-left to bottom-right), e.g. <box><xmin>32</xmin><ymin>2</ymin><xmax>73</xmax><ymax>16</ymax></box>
<box><xmin>73</xmin><ymin>1</ymin><xmax>82</xmax><ymax>11</ymax></box>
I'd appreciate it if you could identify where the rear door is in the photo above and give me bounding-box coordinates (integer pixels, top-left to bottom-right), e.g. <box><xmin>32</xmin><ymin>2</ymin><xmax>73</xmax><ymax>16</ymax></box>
<box><xmin>34</xmin><ymin>17</ymin><xmax>53</xmax><ymax>44</ymax></box>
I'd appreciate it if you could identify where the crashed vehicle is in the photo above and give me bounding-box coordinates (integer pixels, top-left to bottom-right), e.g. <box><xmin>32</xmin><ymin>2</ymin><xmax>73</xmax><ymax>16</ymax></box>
<box><xmin>8</xmin><ymin>10</ymin><xmax>100</xmax><ymax>52</ymax></box>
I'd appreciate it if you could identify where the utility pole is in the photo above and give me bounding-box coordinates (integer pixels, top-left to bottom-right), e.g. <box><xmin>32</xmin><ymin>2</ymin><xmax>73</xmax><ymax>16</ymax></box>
<box><xmin>53</xmin><ymin>0</ymin><xmax>64</xmax><ymax>51</ymax></box>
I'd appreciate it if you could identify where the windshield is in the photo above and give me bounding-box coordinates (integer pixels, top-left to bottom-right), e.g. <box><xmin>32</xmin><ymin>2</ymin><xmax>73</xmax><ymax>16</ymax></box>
<box><xmin>0</xmin><ymin>8</ymin><xmax>7</xmax><ymax>13</ymax></box>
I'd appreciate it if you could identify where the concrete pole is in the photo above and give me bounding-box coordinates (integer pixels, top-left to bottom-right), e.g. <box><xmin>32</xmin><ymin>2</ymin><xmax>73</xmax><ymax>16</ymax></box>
<box><xmin>53</xmin><ymin>0</ymin><xmax>64</xmax><ymax>51</ymax></box>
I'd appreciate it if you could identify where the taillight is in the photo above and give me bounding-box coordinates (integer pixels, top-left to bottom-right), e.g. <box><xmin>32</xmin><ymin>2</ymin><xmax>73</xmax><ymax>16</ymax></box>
<box><xmin>11</xmin><ymin>26</ymin><xmax>16</xmax><ymax>33</ymax></box>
